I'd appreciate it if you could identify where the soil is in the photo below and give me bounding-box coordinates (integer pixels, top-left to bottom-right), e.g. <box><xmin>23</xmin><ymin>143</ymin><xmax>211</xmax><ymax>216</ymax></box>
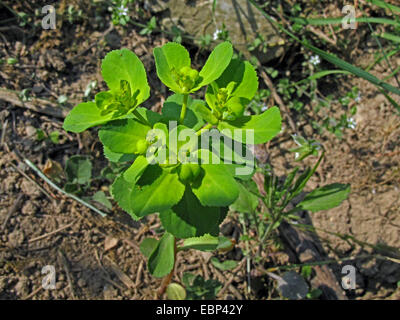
<box><xmin>0</xmin><ymin>1</ymin><xmax>399</xmax><ymax>300</ymax></box>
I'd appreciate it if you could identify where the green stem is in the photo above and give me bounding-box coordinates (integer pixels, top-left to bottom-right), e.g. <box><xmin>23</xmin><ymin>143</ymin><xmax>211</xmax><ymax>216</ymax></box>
<box><xmin>260</xmin><ymin>215</ymin><xmax>278</xmax><ymax>244</ymax></box>
<box><xmin>195</xmin><ymin>123</ymin><xmax>213</xmax><ymax>136</ymax></box>
<box><xmin>179</xmin><ymin>94</ymin><xmax>189</xmax><ymax>124</ymax></box>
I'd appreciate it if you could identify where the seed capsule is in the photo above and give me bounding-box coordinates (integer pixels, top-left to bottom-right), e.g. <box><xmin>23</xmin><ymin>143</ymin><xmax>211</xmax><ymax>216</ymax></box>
<box><xmin>135</xmin><ymin>139</ymin><xmax>148</xmax><ymax>154</ymax></box>
<box><xmin>188</xmin><ymin>69</ymin><xmax>199</xmax><ymax>81</ymax></box>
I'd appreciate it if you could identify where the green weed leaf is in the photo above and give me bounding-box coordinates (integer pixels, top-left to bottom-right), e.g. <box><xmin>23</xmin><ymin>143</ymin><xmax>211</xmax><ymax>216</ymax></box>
<box><xmin>101</xmin><ymin>49</ymin><xmax>150</xmax><ymax>105</ymax></box>
<box><xmin>154</xmin><ymin>42</ymin><xmax>191</xmax><ymax>93</ymax></box>
<box><xmin>63</xmin><ymin>102</ymin><xmax>114</xmax><ymax>133</ymax></box>
<box><xmin>210</xmin><ymin>257</ymin><xmax>238</xmax><ymax>271</ymax></box>
<box><xmin>103</xmin><ymin>145</ymin><xmax>136</xmax><ymax>163</ymax></box>
<box><xmin>129</xmin><ymin>165</ymin><xmax>185</xmax><ymax>217</ymax></box>
<box><xmin>110</xmin><ymin>156</ymin><xmax>149</xmax><ymax>220</ymax></box>
<box><xmin>160</xmin><ymin>188</ymin><xmax>227</xmax><ymax>239</ymax></box>
<box><xmin>92</xmin><ymin>191</ymin><xmax>112</xmax><ymax>210</ymax></box>
<box><xmin>140</xmin><ymin>237</ymin><xmax>159</xmax><ymax>258</ymax></box>
<box><xmin>195</xmin><ymin>42</ymin><xmax>233</xmax><ymax>90</ymax></box>
<box><xmin>99</xmin><ymin>119</ymin><xmax>151</xmax><ymax>154</ymax></box>
<box><xmin>218</xmin><ymin>106</ymin><xmax>282</xmax><ymax>144</ymax></box>
<box><xmin>192</xmin><ymin>161</ymin><xmax>239</xmax><ymax>207</ymax></box>
<box><xmin>65</xmin><ymin>155</ymin><xmax>92</xmax><ymax>185</ymax></box>
<box><xmin>297</xmin><ymin>183</ymin><xmax>351</xmax><ymax>212</ymax></box>
<box><xmin>230</xmin><ymin>181</ymin><xmax>259</xmax><ymax>213</ymax></box>
<box><xmin>181</xmin><ymin>234</ymin><xmax>219</xmax><ymax>251</ymax></box>
<box><xmin>166</xmin><ymin>283</ymin><xmax>187</xmax><ymax>300</ymax></box>
<box><xmin>148</xmin><ymin>232</ymin><xmax>175</xmax><ymax>277</ymax></box>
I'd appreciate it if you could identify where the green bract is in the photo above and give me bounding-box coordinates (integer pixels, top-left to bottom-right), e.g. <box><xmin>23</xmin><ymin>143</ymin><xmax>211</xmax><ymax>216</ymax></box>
<box><xmin>63</xmin><ymin>49</ymin><xmax>150</xmax><ymax>133</ymax></box>
<box><xmin>62</xmin><ymin>42</ymin><xmax>283</xmax><ymax>278</ymax></box>
<box><xmin>154</xmin><ymin>42</ymin><xmax>233</xmax><ymax>94</ymax></box>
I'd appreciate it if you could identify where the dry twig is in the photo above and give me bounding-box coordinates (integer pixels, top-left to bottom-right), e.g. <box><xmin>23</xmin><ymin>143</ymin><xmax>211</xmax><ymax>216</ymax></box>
<box><xmin>28</xmin><ymin>221</ymin><xmax>75</xmax><ymax>243</ymax></box>
<box><xmin>0</xmin><ymin>88</ymin><xmax>69</xmax><ymax>118</ymax></box>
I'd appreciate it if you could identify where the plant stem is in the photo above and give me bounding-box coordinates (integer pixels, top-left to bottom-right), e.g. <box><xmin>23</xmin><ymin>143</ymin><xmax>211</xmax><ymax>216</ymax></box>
<box><xmin>179</xmin><ymin>94</ymin><xmax>189</xmax><ymax>124</ymax></box>
<box><xmin>260</xmin><ymin>217</ymin><xmax>276</xmax><ymax>244</ymax></box>
<box><xmin>195</xmin><ymin>123</ymin><xmax>213</xmax><ymax>136</ymax></box>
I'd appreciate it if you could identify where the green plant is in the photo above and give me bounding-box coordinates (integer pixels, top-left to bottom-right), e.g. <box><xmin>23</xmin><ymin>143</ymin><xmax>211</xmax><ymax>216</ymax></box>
<box><xmin>63</xmin><ymin>41</ymin><xmax>282</xmax><ymax>292</ymax></box>
<box><xmin>182</xmin><ymin>272</ymin><xmax>222</xmax><ymax>300</ymax></box>
<box><xmin>110</xmin><ymin>0</ymin><xmax>134</xmax><ymax>26</ymax></box>
<box><xmin>139</xmin><ymin>16</ymin><xmax>156</xmax><ymax>36</ymax></box>
<box><xmin>64</xmin><ymin>155</ymin><xmax>93</xmax><ymax>194</ymax></box>
<box><xmin>231</xmin><ymin>135</ymin><xmax>350</xmax><ymax>254</ymax></box>
<box><xmin>248</xmin><ymin>0</ymin><xmax>400</xmax><ymax>115</ymax></box>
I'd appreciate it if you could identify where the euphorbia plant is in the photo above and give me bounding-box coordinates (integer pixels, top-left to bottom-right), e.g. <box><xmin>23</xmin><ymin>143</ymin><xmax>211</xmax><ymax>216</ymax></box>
<box><xmin>63</xmin><ymin>42</ymin><xmax>281</xmax><ymax>292</ymax></box>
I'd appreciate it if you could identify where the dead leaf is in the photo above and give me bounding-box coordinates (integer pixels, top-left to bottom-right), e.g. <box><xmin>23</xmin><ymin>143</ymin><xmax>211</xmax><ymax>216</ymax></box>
<box><xmin>43</xmin><ymin>159</ymin><xmax>65</xmax><ymax>183</ymax></box>
<box><xmin>104</xmin><ymin>236</ymin><xmax>119</xmax><ymax>252</ymax></box>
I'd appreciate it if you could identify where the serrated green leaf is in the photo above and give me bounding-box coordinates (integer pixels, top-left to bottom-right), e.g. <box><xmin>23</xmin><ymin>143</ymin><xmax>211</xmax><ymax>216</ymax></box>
<box><xmin>101</xmin><ymin>49</ymin><xmax>150</xmax><ymax>106</ymax></box>
<box><xmin>230</xmin><ymin>181</ymin><xmax>259</xmax><ymax>213</ymax></box>
<box><xmin>210</xmin><ymin>257</ymin><xmax>238</xmax><ymax>271</ymax></box>
<box><xmin>92</xmin><ymin>191</ymin><xmax>112</xmax><ymax>210</ymax></box>
<box><xmin>103</xmin><ymin>145</ymin><xmax>136</xmax><ymax>163</ymax></box>
<box><xmin>129</xmin><ymin>165</ymin><xmax>185</xmax><ymax>217</ymax></box>
<box><xmin>98</xmin><ymin>119</ymin><xmax>151</xmax><ymax>154</ymax></box>
<box><xmin>297</xmin><ymin>183</ymin><xmax>350</xmax><ymax>212</ymax></box>
<box><xmin>134</xmin><ymin>107</ymin><xmax>163</xmax><ymax>126</ymax></box>
<box><xmin>180</xmin><ymin>235</ymin><xmax>232</xmax><ymax>252</ymax></box>
<box><xmin>218</xmin><ymin>106</ymin><xmax>282</xmax><ymax>144</ymax></box>
<box><xmin>195</xmin><ymin>42</ymin><xmax>233</xmax><ymax>89</ymax></box>
<box><xmin>65</xmin><ymin>155</ymin><xmax>92</xmax><ymax>184</ymax></box>
<box><xmin>191</xmin><ymin>161</ymin><xmax>239</xmax><ymax>207</ymax></box>
<box><xmin>63</xmin><ymin>102</ymin><xmax>114</xmax><ymax>133</ymax></box>
<box><xmin>123</xmin><ymin>155</ymin><xmax>149</xmax><ymax>183</ymax></box>
<box><xmin>148</xmin><ymin>232</ymin><xmax>175</xmax><ymax>277</ymax></box>
<box><xmin>160</xmin><ymin>187</ymin><xmax>226</xmax><ymax>239</ymax></box>
<box><xmin>109</xmin><ymin>156</ymin><xmax>149</xmax><ymax>219</ymax></box>
<box><xmin>154</xmin><ymin>42</ymin><xmax>191</xmax><ymax>93</ymax></box>
<box><xmin>212</xmin><ymin>59</ymin><xmax>258</xmax><ymax>100</ymax></box>
<box><xmin>110</xmin><ymin>176</ymin><xmax>139</xmax><ymax>220</ymax></box>
<box><xmin>182</xmin><ymin>273</ymin><xmax>221</xmax><ymax>300</ymax></box>
<box><xmin>205</xmin><ymin>131</ymin><xmax>255</xmax><ymax>177</ymax></box>
<box><xmin>181</xmin><ymin>234</ymin><xmax>219</xmax><ymax>251</ymax></box>
<box><xmin>140</xmin><ymin>237</ymin><xmax>159</xmax><ymax>258</ymax></box>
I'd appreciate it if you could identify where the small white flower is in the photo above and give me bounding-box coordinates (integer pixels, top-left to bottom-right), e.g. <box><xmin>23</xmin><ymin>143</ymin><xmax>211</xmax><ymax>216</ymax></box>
<box><xmin>355</xmin><ymin>92</ymin><xmax>361</xmax><ymax>102</ymax></box>
<box><xmin>309</xmin><ymin>55</ymin><xmax>321</xmax><ymax>66</ymax></box>
<box><xmin>261</xmin><ymin>104</ymin><xmax>268</xmax><ymax>112</ymax></box>
<box><xmin>347</xmin><ymin>117</ymin><xmax>356</xmax><ymax>129</ymax></box>
<box><xmin>213</xmin><ymin>29</ymin><xmax>221</xmax><ymax>40</ymax></box>
<box><xmin>118</xmin><ymin>5</ymin><xmax>128</xmax><ymax>16</ymax></box>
